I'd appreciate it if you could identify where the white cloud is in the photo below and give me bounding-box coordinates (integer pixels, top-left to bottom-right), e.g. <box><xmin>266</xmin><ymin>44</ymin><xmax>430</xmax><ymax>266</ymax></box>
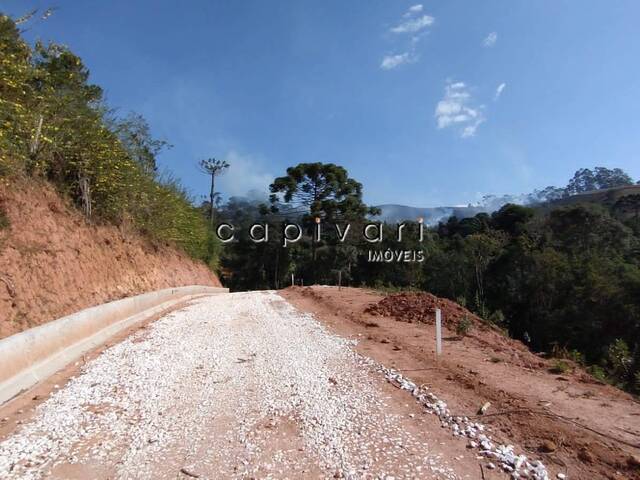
<box><xmin>483</xmin><ymin>32</ymin><xmax>498</xmax><ymax>47</ymax></box>
<box><xmin>434</xmin><ymin>81</ymin><xmax>485</xmax><ymax>138</ymax></box>
<box><xmin>461</xmin><ymin>123</ymin><xmax>482</xmax><ymax>138</ymax></box>
<box><xmin>405</xmin><ymin>4</ymin><xmax>423</xmax><ymax>16</ymax></box>
<box><xmin>390</xmin><ymin>15</ymin><xmax>435</xmax><ymax>34</ymax></box>
<box><xmin>218</xmin><ymin>150</ymin><xmax>273</xmax><ymax>198</ymax></box>
<box><xmin>494</xmin><ymin>82</ymin><xmax>506</xmax><ymax>100</ymax></box>
<box><xmin>380</xmin><ymin>6</ymin><xmax>433</xmax><ymax>70</ymax></box>
<box><xmin>380</xmin><ymin>52</ymin><xmax>415</xmax><ymax>70</ymax></box>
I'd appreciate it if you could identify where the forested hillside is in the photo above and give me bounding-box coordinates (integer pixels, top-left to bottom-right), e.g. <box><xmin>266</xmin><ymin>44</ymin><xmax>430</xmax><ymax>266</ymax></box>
<box><xmin>219</xmin><ymin>164</ymin><xmax>640</xmax><ymax>394</ymax></box>
<box><xmin>0</xmin><ymin>14</ymin><xmax>218</xmax><ymax>267</ymax></box>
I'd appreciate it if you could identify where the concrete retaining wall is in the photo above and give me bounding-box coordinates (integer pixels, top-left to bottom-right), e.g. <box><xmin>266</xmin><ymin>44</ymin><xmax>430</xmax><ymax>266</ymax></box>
<box><xmin>0</xmin><ymin>285</ymin><xmax>228</xmax><ymax>405</ymax></box>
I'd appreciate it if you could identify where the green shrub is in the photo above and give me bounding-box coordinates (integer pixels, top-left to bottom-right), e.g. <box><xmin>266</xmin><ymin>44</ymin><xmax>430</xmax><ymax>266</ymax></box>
<box><xmin>456</xmin><ymin>315</ymin><xmax>472</xmax><ymax>336</ymax></box>
<box><xmin>550</xmin><ymin>344</ymin><xmax>585</xmax><ymax>365</ymax></box>
<box><xmin>606</xmin><ymin>339</ymin><xmax>632</xmax><ymax>380</ymax></box>
<box><xmin>549</xmin><ymin>359</ymin><xmax>571</xmax><ymax>374</ymax></box>
<box><xmin>567</xmin><ymin>349</ymin><xmax>584</xmax><ymax>365</ymax></box>
<box><xmin>487</xmin><ymin>309</ymin><xmax>505</xmax><ymax>325</ymax></box>
<box><xmin>588</xmin><ymin>365</ymin><xmax>607</xmax><ymax>382</ymax></box>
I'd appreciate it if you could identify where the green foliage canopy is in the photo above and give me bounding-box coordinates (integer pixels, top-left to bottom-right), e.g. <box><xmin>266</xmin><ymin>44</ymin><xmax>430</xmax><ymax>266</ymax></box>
<box><xmin>0</xmin><ymin>14</ymin><xmax>216</xmax><ymax>266</ymax></box>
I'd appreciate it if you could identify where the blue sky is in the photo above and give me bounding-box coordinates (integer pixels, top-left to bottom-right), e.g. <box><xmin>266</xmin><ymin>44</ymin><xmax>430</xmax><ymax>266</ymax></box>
<box><xmin>4</xmin><ymin>1</ymin><xmax>640</xmax><ymax>207</ymax></box>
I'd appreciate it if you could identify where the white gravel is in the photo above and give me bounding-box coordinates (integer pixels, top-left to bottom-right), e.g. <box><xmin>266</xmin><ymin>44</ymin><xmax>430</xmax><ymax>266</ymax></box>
<box><xmin>0</xmin><ymin>291</ymin><xmax>468</xmax><ymax>479</ymax></box>
<box><xmin>379</xmin><ymin>370</ymin><xmax>551</xmax><ymax>480</ymax></box>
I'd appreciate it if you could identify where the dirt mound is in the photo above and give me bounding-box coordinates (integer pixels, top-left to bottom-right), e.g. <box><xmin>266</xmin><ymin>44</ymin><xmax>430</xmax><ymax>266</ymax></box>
<box><xmin>365</xmin><ymin>292</ymin><xmax>480</xmax><ymax>328</ymax></box>
<box><xmin>0</xmin><ymin>178</ymin><xmax>221</xmax><ymax>339</ymax></box>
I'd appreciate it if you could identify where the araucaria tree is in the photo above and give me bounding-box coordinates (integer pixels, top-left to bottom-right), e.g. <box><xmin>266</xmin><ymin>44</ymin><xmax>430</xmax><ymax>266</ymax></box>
<box><xmin>198</xmin><ymin>158</ymin><xmax>229</xmax><ymax>226</ymax></box>
<box><xmin>269</xmin><ymin>162</ymin><xmax>379</xmax><ymax>220</ymax></box>
<box><xmin>268</xmin><ymin>162</ymin><xmax>379</xmax><ymax>284</ymax></box>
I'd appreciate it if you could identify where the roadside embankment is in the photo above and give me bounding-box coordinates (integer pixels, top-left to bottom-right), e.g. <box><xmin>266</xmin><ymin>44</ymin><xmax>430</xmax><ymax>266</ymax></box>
<box><xmin>0</xmin><ymin>178</ymin><xmax>222</xmax><ymax>339</ymax></box>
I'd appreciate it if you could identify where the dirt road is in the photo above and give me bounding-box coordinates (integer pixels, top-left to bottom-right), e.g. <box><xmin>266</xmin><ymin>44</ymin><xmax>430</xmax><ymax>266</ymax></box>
<box><xmin>0</xmin><ymin>291</ymin><xmax>512</xmax><ymax>480</ymax></box>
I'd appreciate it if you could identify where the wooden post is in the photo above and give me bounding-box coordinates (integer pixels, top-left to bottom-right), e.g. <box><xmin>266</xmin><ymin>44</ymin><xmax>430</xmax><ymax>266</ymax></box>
<box><xmin>435</xmin><ymin>308</ymin><xmax>442</xmax><ymax>357</ymax></box>
<box><xmin>291</xmin><ymin>273</ymin><xmax>294</xmax><ymax>286</ymax></box>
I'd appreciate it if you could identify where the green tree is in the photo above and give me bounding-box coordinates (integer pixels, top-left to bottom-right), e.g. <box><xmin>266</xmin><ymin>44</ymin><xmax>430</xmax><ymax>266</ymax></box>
<box><xmin>113</xmin><ymin>112</ymin><xmax>170</xmax><ymax>175</ymax></box>
<box><xmin>0</xmin><ymin>14</ymin><xmax>35</xmax><ymax>172</ymax></box>
<box><xmin>463</xmin><ymin>233</ymin><xmax>505</xmax><ymax>316</ymax></box>
<box><xmin>613</xmin><ymin>194</ymin><xmax>640</xmax><ymax>231</ymax></box>
<box><xmin>269</xmin><ymin>162</ymin><xmax>378</xmax><ymax>284</ymax></box>
<box><xmin>0</xmin><ymin>14</ymin><xmax>216</xmax><ymax>268</ymax></box>
<box><xmin>491</xmin><ymin>204</ymin><xmax>535</xmax><ymax>236</ymax></box>
<box><xmin>565</xmin><ymin>167</ymin><xmax>634</xmax><ymax>195</ymax></box>
<box><xmin>549</xmin><ymin>204</ymin><xmax>632</xmax><ymax>254</ymax></box>
<box><xmin>269</xmin><ymin>162</ymin><xmax>378</xmax><ymax>220</ymax></box>
<box><xmin>198</xmin><ymin>158</ymin><xmax>229</xmax><ymax>227</ymax></box>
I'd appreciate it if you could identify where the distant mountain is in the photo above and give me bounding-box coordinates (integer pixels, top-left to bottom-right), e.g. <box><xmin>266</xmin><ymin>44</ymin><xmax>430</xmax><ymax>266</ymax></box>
<box><xmin>548</xmin><ymin>184</ymin><xmax>640</xmax><ymax>207</ymax></box>
<box><xmin>374</xmin><ymin>204</ymin><xmax>485</xmax><ymax>225</ymax></box>
<box><xmin>374</xmin><ymin>192</ymin><xmax>544</xmax><ymax>225</ymax></box>
<box><xmin>375</xmin><ymin>184</ymin><xmax>640</xmax><ymax>226</ymax></box>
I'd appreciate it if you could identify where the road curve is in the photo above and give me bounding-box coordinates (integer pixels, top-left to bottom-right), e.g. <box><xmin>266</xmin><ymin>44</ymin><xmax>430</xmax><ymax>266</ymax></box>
<box><xmin>0</xmin><ymin>292</ymin><xmax>476</xmax><ymax>479</ymax></box>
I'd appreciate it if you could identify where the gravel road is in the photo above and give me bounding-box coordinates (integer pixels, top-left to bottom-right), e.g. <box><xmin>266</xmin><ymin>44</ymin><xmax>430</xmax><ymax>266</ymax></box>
<box><xmin>0</xmin><ymin>292</ymin><xmax>480</xmax><ymax>479</ymax></box>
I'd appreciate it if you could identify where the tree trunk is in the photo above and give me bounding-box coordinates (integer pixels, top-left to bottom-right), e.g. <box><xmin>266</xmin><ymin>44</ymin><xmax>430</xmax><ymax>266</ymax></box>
<box><xmin>209</xmin><ymin>173</ymin><xmax>215</xmax><ymax>228</ymax></box>
<box><xmin>79</xmin><ymin>173</ymin><xmax>91</xmax><ymax>219</ymax></box>
<box><xmin>30</xmin><ymin>115</ymin><xmax>43</xmax><ymax>157</ymax></box>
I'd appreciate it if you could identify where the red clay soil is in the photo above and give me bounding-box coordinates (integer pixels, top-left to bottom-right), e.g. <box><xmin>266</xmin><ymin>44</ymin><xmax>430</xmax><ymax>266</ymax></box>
<box><xmin>281</xmin><ymin>286</ymin><xmax>640</xmax><ymax>480</ymax></box>
<box><xmin>0</xmin><ymin>178</ymin><xmax>220</xmax><ymax>339</ymax></box>
<box><xmin>365</xmin><ymin>291</ymin><xmax>481</xmax><ymax>328</ymax></box>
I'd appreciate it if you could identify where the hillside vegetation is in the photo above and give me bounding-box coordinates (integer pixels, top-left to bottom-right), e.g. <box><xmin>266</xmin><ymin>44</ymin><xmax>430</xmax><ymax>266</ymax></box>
<box><xmin>0</xmin><ymin>15</ymin><xmax>217</xmax><ymax>267</ymax></box>
<box><xmin>220</xmin><ymin>165</ymin><xmax>640</xmax><ymax>394</ymax></box>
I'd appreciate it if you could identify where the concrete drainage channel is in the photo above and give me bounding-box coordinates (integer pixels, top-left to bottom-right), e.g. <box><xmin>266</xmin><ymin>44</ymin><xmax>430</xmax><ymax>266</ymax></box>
<box><xmin>0</xmin><ymin>285</ymin><xmax>228</xmax><ymax>406</ymax></box>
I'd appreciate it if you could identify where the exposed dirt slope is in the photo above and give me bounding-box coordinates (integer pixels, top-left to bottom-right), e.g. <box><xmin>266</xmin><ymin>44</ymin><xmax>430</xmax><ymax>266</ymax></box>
<box><xmin>0</xmin><ymin>178</ymin><xmax>220</xmax><ymax>339</ymax></box>
<box><xmin>282</xmin><ymin>286</ymin><xmax>640</xmax><ymax>480</ymax></box>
